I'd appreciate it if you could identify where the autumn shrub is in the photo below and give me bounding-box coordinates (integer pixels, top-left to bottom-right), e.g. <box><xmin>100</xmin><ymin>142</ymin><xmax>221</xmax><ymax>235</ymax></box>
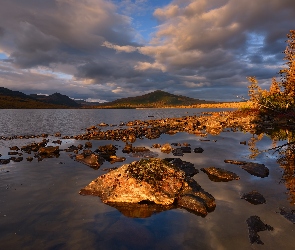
<box><xmin>247</xmin><ymin>30</ymin><xmax>295</xmax><ymax>114</ymax></box>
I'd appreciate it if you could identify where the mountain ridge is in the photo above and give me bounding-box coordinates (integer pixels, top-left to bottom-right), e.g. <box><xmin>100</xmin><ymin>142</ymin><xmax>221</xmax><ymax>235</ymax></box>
<box><xmin>0</xmin><ymin>87</ymin><xmax>80</xmax><ymax>108</ymax></box>
<box><xmin>0</xmin><ymin>87</ymin><xmax>218</xmax><ymax>109</ymax></box>
<box><xmin>96</xmin><ymin>90</ymin><xmax>214</xmax><ymax>108</ymax></box>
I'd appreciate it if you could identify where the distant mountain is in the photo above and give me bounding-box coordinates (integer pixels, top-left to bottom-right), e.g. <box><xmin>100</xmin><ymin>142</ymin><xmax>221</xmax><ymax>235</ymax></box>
<box><xmin>0</xmin><ymin>87</ymin><xmax>31</xmax><ymax>99</ymax></box>
<box><xmin>30</xmin><ymin>93</ymin><xmax>81</xmax><ymax>107</ymax></box>
<box><xmin>97</xmin><ymin>90</ymin><xmax>214</xmax><ymax>108</ymax></box>
<box><xmin>0</xmin><ymin>87</ymin><xmax>80</xmax><ymax>108</ymax></box>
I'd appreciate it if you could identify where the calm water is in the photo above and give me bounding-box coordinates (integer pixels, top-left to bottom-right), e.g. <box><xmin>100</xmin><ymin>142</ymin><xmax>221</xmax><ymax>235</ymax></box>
<box><xmin>0</xmin><ymin>109</ymin><xmax>294</xmax><ymax>250</ymax></box>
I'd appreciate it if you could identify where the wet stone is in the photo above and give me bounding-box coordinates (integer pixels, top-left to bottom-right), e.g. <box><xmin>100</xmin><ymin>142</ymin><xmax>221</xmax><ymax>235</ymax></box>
<box><xmin>75</xmin><ymin>153</ymin><xmax>105</xmax><ymax>170</ymax></box>
<box><xmin>10</xmin><ymin>157</ymin><xmax>23</xmax><ymax>162</ymax></box>
<box><xmin>9</xmin><ymin>146</ymin><xmax>20</xmax><ymax>151</ymax></box>
<box><xmin>194</xmin><ymin>147</ymin><xmax>204</xmax><ymax>153</ymax></box>
<box><xmin>26</xmin><ymin>157</ymin><xmax>34</xmax><ymax>162</ymax></box>
<box><xmin>152</xmin><ymin>143</ymin><xmax>161</xmax><ymax>148</ymax></box>
<box><xmin>224</xmin><ymin>159</ymin><xmax>247</xmax><ymax>165</ymax></box>
<box><xmin>246</xmin><ymin>215</ymin><xmax>273</xmax><ymax>245</ymax></box>
<box><xmin>241</xmin><ymin>191</ymin><xmax>266</xmax><ymax>205</ymax></box>
<box><xmin>85</xmin><ymin>142</ymin><xmax>92</xmax><ymax>148</ymax></box>
<box><xmin>224</xmin><ymin>160</ymin><xmax>269</xmax><ymax>178</ymax></box>
<box><xmin>241</xmin><ymin>163</ymin><xmax>269</xmax><ymax>178</ymax></box>
<box><xmin>8</xmin><ymin>152</ymin><xmax>18</xmax><ymax>155</ymax></box>
<box><xmin>172</xmin><ymin>148</ymin><xmax>184</xmax><ymax>156</ymax></box>
<box><xmin>130</xmin><ymin>151</ymin><xmax>159</xmax><ymax>158</ymax></box>
<box><xmin>37</xmin><ymin>146</ymin><xmax>60</xmax><ymax>156</ymax></box>
<box><xmin>201</xmin><ymin>167</ymin><xmax>240</xmax><ymax>182</ymax></box>
<box><xmin>180</xmin><ymin>147</ymin><xmax>191</xmax><ymax>153</ymax></box>
<box><xmin>55</xmin><ymin>132</ymin><xmax>61</xmax><ymax>137</ymax></box>
<box><xmin>52</xmin><ymin>140</ymin><xmax>62</xmax><ymax>144</ymax></box>
<box><xmin>161</xmin><ymin>143</ymin><xmax>172</xmax><ymax>153</ymax></box>
<box><xmin>279</xmin><ymin>208</ymin><xmax>295</xmax><ymax>224</ymax></box>
<box><xmin>164</xmin><ymin>158</ymin><xmax>198</xmax><ymax>177</ymax></box>
<box><xmin>0</xmin><ymin>159</ymin><xmax>10</xmax><ymax>164</ymax></box>
<box><xmin>64</xmin><ymin>145</ymin><xmax>79</xmax><ymax>152</ymax></box>
<box><xmin>177</xmin><ymin>194</ymin><xmax>207</xmax><ymax>216</ymax></box>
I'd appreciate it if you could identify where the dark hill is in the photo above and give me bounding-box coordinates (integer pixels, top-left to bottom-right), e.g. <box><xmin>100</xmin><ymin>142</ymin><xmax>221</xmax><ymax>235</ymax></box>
<box><xmin>97</xmin><ymin>90</ymin><xmax>213</xmax><ymax>108</ymax></box>
<box><xmin>0</xmin><ymin>87</ymin><xmax>80</xmax><ymax>108</ymax></box>
<box><xmin>31</xmin><ymin>93</ymin><xmax>81</xmax><ymax>107</ymax></box>
<box><xmin>0</xmin><ymin>87</ymin><xmax>32</xmax><ymax>99</ymax></box>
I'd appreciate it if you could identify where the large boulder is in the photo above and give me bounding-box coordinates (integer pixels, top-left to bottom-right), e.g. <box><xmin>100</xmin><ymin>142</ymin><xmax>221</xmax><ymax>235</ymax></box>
<box><xmin>80</xmin><ymin>158</ymin><xmax>215</xmax><ymax>217</ymax></box>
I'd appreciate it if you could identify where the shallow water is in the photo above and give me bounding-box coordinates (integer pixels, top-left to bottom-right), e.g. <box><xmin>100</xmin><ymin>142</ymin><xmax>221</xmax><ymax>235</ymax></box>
<box><xmin>0</xmin><ymin>109</ymin><xmax>294</xmax><ymax>250</ymax></box>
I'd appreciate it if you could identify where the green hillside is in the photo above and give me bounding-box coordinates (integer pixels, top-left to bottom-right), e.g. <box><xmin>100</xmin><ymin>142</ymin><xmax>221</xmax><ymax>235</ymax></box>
<box><xmin>97</xmin><ymin>90</ymin><xmax>213</xmax><ymax>108</ymax></box>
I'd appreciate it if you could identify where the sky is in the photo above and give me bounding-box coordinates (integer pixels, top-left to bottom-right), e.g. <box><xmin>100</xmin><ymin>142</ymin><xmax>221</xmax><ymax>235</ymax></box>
<box><xmin>0</xmin><ymin>0</ymin><xmax>294</xmax><ymax>102</ymax></box>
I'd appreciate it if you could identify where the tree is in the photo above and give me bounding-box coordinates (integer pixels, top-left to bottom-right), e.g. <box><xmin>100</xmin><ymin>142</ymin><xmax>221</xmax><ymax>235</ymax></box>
<box><xmin>247</xmin><ymin>76</ymin><xmax>261</xmax><ymax>106</ymax></box>
<box><xmin>280</xmin><ymin>30</ymin><xmax>295</xmax><ymax>98</ymax></box>
<box><xmin>269</xmin><ymin>77</ymin><xmax>281</xmax><ymax>95</ymax></box>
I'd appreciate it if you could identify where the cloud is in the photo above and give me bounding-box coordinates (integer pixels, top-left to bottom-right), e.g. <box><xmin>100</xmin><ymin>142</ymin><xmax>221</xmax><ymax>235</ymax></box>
<box><xmin>0</xmin><ymin>0</ymin><xmax>294</xmax><ymax>101</ymax></box>
<box><xmin>102</xmin><ymin>41</ymin><xmax>138</xmax><ymax>53</ymax></box>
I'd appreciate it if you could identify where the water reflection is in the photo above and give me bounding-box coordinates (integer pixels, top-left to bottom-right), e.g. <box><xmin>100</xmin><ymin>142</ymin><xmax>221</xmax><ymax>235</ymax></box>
<box><xmin>249</xmin><ymin>127</ymin><xmax>295</xmax><ymax>205</ymax></box>
<box><xmin>1</xmin><ymin>109</ymin><xmax>295</xmax><ymax>249</ymax></box>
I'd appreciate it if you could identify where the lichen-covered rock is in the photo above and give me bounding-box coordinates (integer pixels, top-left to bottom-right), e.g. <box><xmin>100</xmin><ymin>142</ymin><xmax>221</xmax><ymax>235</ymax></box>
<box><xmin>241</xmin><ymin>191</ymin><xmax>266</xmax><ymax>205</ymax></box>
<box><xmin>80</xmin><ymin>158</ymin><xmax>215</xmax><ymax>217</ymax></box>
<box><xmin>201</xmin><ymin>167</ymin><xmax>240</xmax><ymax>182</ymax></box>
<box><xmin>80</xmin><ymin>158</ymin><xmax>185</xmax><ymax>205</ymax></box>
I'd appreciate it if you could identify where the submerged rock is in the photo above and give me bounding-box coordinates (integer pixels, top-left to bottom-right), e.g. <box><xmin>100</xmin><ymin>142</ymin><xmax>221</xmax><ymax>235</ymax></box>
<box><xmin>0</xmin><ymin>159</ymin><xmax>10</xmax><ymax>164</ymax></box>
<box><xmin>224</xmin><ymin>160</ymin><xmax>269</xmax><ymax>178</ymax></box>
<box><xmin>224</xmin><ymin>159</ymin><xmax>247</xmax><ymax>165</ymax></box>
<box><xmin>246</xmin><ymin>215</ymin><xmax>273</xmax><ymax>245</ymax></box>
<box><xmin>178</xmin><ymin>177</ymin><xmax>215</xmax><ymax>216</ymax></box>
<box><xmin>241</xmin><ymin>163</ymin><xmax>269</xmax><ymax>178</ymax></box>
<box><xmin>80</xmin><ymin>158</ymin><xmax>215</xmax><ymax>217</ymax></box>
<box><xmin>9</xmin><ymin>146</ymin><xmax>20</xmax><ymax>151</ymax></box>
<box><xmin>201</xmin><ymin>167</ymin><xmax>240</xmax><ymax>182</ymax></box>
<box><xmin>194</xmin><ymin>147</ymin><xmax>204</xmax><ymax>153</ymax></box>
<box><xmin>172</xmin><ymin>148</ymin><xmax>184</xmax><ymax>156</ymax></box>
<box><xmin>279</xmin><ymin>208</ymin><xmax>295</xmax><ymax>224</ymax></box>
<box><xmin>241</xmin><ymin>191</ymin><xmax>266</xmax><ymax>205</ymax></box>
<box><xmin>164</xmin><ymin>158</ymin><xmax>199</xmax><ymax>177</ymax></box>
<box><xmin>10</xmin><ymin>156</ymin><xmax>23</xmax><ymax>162</ymax></box>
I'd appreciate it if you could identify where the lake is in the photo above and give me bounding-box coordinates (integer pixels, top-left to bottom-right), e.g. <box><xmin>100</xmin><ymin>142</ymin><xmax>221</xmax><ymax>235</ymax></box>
<box><xmin>0</xmin><ymin>109</ymin><xmax>294</xmax><ymax>250</ymax></box>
